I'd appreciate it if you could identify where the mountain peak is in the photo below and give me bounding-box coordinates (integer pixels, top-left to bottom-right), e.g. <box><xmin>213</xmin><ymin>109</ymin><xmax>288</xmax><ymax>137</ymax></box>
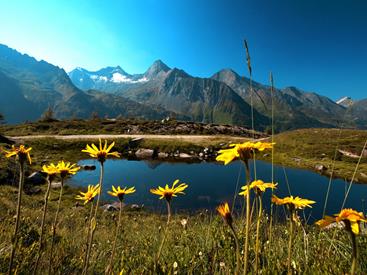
<box><xmin>144</xmin><ymin>59</ymin><xmax>170</xmax><ymax>79</ymax></box>
<box><xmin>216</xmin><ymin>68</ymin><xmax>241</xmax><ymax>78</ymax></box>
<box><xmin>152</xmin><ymin>59</ymin><xmax>169</xmax><ymax>68</ymax></box>
<box><xmin>211</xmin><ymin>68</ymin><xmax>247</xmax><ymax>85</ymax></box>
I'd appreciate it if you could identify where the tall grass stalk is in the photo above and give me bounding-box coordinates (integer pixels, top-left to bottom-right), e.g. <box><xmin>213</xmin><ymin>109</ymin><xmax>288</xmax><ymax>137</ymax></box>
<box><xmin>83</xmin><ymin>162</ymin><xmax>104</xmax><ymax>275</ymax></box>
<box><xmin>340</xmin><ymin>139</ymin><xmax>367</xmax><ymax>209</ymax></box>
<box><xmin>282</xmin><ymin>166</ymin><xmax>292</xmax><ymax>195</ymax></box>
<box><xmin>243</xmin><ymin>39</ymin><xmax>256</xmax><ymax>274</ymax></box>
<box><xmin>269</xmin><ymin>72</ymin><xmax>275</xmax><ymax>243</ymax></box>
<box><xmin>287</xmin><ymin>208</ymin><xmax>295</xmax><ymax>275</ymax></box>
<box><xmin>327</xmin><ymin>138</ymin><xmax>367</xmax><ymax>256</ymax></box>
<box><xmin>254</xmin><ymin>194</ymin><xmax>263</xmax><ymax>274</ymax></box>
<box><xmin>155</xmin><ymin>200</ymin><xmax>172</xmax><ymax>270</ymax></box>
<box><xmin>244</xmin><ymin>40</ymin><xmax>258</xmax><ymax>182</ymax></box>
<box><xmin>244</xmin><ymin>40</ymin><xmax>254</xmax><ymax>137</ymax></box>
<box><xmin>105</xmin><ymin>200</ymin><xmax>123</xmax><ymax>274</ymax></box>
<box><xmin>48</xmin><ymin>177</ymin><xmax>65</xmax><ymax>274</ymax></box>
<box><xmin>243</xmin><ymin>160</ymin><xmax>251</xmax><ymax>274</ymax></box>
<box><xmin>322</xmin><ymin>128</ymin><xmax>343</xmax><ymax>217</ymax></box>
<box><xmin>228</xmin><ymin>223</ymin><xmax>240</xmax><ymax>275</ymax></box>
<box><xmin>231</xmin><ymin>165</ymin><xmax>242</xmax><ymax>215</ymax></box>
<box><xmin>33</xmin><ymin>175</ymin><xmax>53</xmax><ymax>275</ymax></box>
<box><xmin>8</xmin><ymin>161</ymin><xmax>25</xmax><ymax>275</ymax></box>
<box><xmin>83</xmin><ymin>201</ymin><xmax>95</xmax><ymax>273</ymax></box>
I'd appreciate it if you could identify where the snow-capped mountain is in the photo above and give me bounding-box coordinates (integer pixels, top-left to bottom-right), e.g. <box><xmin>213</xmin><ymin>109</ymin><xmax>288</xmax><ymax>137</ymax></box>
<box><xmin>69</xmin><ymin>60</ymin><xmax>169</xmax><ymax>93</ymax></box>
<box><xmin>336</xmin><ymin>96</ymin><xmax>354</xmax><ymax>108</ymax></box>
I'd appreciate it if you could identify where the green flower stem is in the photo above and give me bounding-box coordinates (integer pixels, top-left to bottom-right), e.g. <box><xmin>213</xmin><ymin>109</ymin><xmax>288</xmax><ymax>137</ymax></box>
<box><xmin>33</xmin><ymin>175</ymin><xmax>53</xmax><ymax>275</ymax></box>
<box><xmin>287</xmin><ymin>209</ymin><xmax>295</xmax><ymax>275</ymax></box>
<box><xmin>83</xmin><ymin>201</ymin><xmax>95</xmax><ymax>273</ymax></box>
<box><xmin>255</xmin><ymin>194</ymin><xmax>263</xmax><ymax>274</ymax></box>
<box><xmin>229</xmin><ymin>223</ymin><xmax>240</xmax><ymax>275</ymax></box>
<box><xmin>48</xmin><ymin>177</ymin><xmax>65</xmax><ymax>274</ymax></box>
<box><xmin>8</xmin><ymin>161</ymin><xmax>25</xmax><ymax>275</ymax></box>
<box><xmin>105</xmin><ymin>200</ymin><xmax>123</xmax><ymax>275</ymax></box>
<box><xmin>83</xmin><ymin>161</ymin><xmax>104</xmax><ymax>275</ymax></box>
<box><xmin>243</xmin><ymin>160</ymin><xmax>251</xmax><ymax>275</ymax></box>
<box><xmin>155</xmin><ymin>200</ymin><xmax>172</xmax><ymax>271</ymax></box>
<box><xmin>350</xmin><ymin>231</ymin><xmax>357</xmax><ymax>275</ymax></box>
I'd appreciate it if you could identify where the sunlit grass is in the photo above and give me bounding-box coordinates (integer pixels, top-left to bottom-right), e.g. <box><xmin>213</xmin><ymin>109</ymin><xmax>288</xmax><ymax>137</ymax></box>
<box><xmin>0</xmin><ymin>182</ymin><xmax>366</xmax><ymax>273</ymax></box>
<box><xmin>1</xmin><ymin>135</ymin><xmax>367</xmax><ymax>274</ymax></box>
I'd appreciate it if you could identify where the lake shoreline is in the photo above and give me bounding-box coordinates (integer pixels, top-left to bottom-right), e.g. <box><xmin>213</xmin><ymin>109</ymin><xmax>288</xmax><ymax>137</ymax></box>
<box><xmin>1</xmin><ymin>132</ymin><xmax>366</xmax><ymax>185</ymax></box>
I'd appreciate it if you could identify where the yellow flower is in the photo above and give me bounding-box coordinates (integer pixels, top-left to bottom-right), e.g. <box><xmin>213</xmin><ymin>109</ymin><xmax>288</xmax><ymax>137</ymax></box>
<box><xmin>42</xmin><ymin>163</ymin><xmax>60</xmax><ymax>176</ymax></box>
<box><xmin>271</xmin><ymin>195</ymin><xmax>315</xmax><ymax>210</ymax></box>
<box><xmin>108</xmin><ymin>185</ymin><xmax>136</xmax><ymax>201</ymax></box>
<box><xmin>317</xmin><ymin>209</ymin><xmax>367</xmax><ymax>235</ymax></box>
<box><xmin>150</xmin><ymin>179</ymin><xmax>188</xmax><ymax>201</ymax></box>
<box><xmin>57</xmin><ymin>160</ymin><xmax>80</xmax><ymax>178</ymax></box>
<box><xmin>3</xmin><ymin>144</ymin><xmax>32</xmax><ymax>164</ymax></box>
<box><xmin>82</xmin><ymin>139</ymin><xmax>120</xmax><ymax>163</ymax></box>
<box><xmin>239</xmin><ymin>180</ymin><xmax>277</xmax><ymax>197</ymax></box>
<box><xmin>75</xmin><ymin>184</ymin><xmax>100</xmax><ymax>205</ymax></box>
<box><xmin>217</xmin><ymin>202</ymin><xmax>233</xmax><ymax>225</ymax></box>
<box><xmin>336</xmin><ymin>209</ymin><xmax>366</xmax><ymax>235</ymax></box>
<box><xmin>216</xmin><ymin>142</ymin><xmax>274</xmax><ymax>165</ymax></box>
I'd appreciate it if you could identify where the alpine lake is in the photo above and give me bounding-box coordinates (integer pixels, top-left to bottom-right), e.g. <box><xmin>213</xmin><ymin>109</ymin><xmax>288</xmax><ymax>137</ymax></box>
<box><xmin>67</xmin><ymin>159</ymin><xmax>367</xmax><ymax>223</ymax></box>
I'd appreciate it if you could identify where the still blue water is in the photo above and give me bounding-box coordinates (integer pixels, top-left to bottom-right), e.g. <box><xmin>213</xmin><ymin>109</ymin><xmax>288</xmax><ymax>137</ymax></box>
<box><xmin>67</xmin><ymin>159</ymin><xmax>367</xmax><ymax>222</ymax></box>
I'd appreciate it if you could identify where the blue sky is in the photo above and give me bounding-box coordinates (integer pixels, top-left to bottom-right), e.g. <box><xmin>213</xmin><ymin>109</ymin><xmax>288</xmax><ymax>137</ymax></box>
<box><xmin>0</xmin><ymin>0</ymin><xmax>366</xmax><ymax>100</ymax></box>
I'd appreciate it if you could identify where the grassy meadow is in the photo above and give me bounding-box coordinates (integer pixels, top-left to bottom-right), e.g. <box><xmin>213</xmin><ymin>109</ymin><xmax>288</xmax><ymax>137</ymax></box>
<box><xmin>0</xmin><ymin>123</ymin><xmax>367</xmax><ymax>274</ymax></box>
<box><xmin>0</xmin><ymin>183</ymin><xmax>366</xmax><ymax>274</ymax></box>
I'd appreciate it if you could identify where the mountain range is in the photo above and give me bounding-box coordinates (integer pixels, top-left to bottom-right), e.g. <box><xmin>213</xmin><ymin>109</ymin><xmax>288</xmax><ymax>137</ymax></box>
<box><xmin>0</xmin><ymin>44</ymin><xmax>182</xmax><ymax>124</ymax></box>
<box><xmin>0</xmin><ymin>43</ymin><xmax>366</xmax><ymax>130</ymax></box>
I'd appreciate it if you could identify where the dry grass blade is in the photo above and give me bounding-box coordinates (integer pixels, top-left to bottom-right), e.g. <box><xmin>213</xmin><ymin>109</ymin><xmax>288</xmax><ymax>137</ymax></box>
<box><xmin>244</xmin><ymin>40</ymin><xmax>252</xmax><ymax>77</ymax></box>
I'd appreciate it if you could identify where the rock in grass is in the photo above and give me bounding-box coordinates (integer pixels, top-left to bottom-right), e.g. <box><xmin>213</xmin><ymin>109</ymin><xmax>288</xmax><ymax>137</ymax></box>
<box><xmin>51</xmin><ymin>182</ymin><xmax>62</xmax><ymax>189</ymax></box>
<box><xmin>158</xmin><ymin>152</ymin><xmax>169</xmax><ymax>158</ymax></box>
<box><xmin>315</xmin><ymin>164</ymin><xmax>327</xmax><ymax>172</ymax></box>
<box><xmin>26</xmin><ymin>172</ymin><xmax>46</xmax><ymax>185</ymax></box>
<box><xmin>24</xmin><ymin>186</ymin><xmax>42</xmax><ymax>195</ymax></box>
<box><xmin>130</xmin><ymin>204</ymin><xmax>143</xmax><ymax>211</ymax></box>
<box><xmin>179</xmin><ymin>153</ymin><xmax>193</xmax><ymax>159</ymax></box>
<box><xmin>102</xmin><ymin>201</ymin><xmax>125</xmax><ymax>211</ymax></box>
<box><xmin>135</xmin><ymin>148</ymin><xmax>154</xmax><ymax>159</ymax></box>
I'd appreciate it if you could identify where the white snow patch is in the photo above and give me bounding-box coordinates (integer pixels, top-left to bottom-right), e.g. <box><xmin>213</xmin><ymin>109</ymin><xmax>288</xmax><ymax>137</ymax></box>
<box><xmin>111</xmin><ymin>73</ymin><xmax>148</xmax><ymax>84</ymax></box>
<box><xmin>90</xmin><ymin>75</ymin><xmax>108</xmax><ymax>82</ymax></box>
<box><xmin>136</xmin><ymin>76</ymin><xmax>149</xmax><ymax>83</ymax></box>
<box><xmin>111</xmin><ymin>73</ymin><xmax>130</xmax><ymax>83</ymax></box>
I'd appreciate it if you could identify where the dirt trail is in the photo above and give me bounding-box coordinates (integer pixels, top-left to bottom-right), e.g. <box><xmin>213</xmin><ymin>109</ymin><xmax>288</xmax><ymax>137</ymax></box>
<box><xmin>8</xmin><ymin>134</ymin><xmax>263</xmax><ymax>143</ymax></box>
